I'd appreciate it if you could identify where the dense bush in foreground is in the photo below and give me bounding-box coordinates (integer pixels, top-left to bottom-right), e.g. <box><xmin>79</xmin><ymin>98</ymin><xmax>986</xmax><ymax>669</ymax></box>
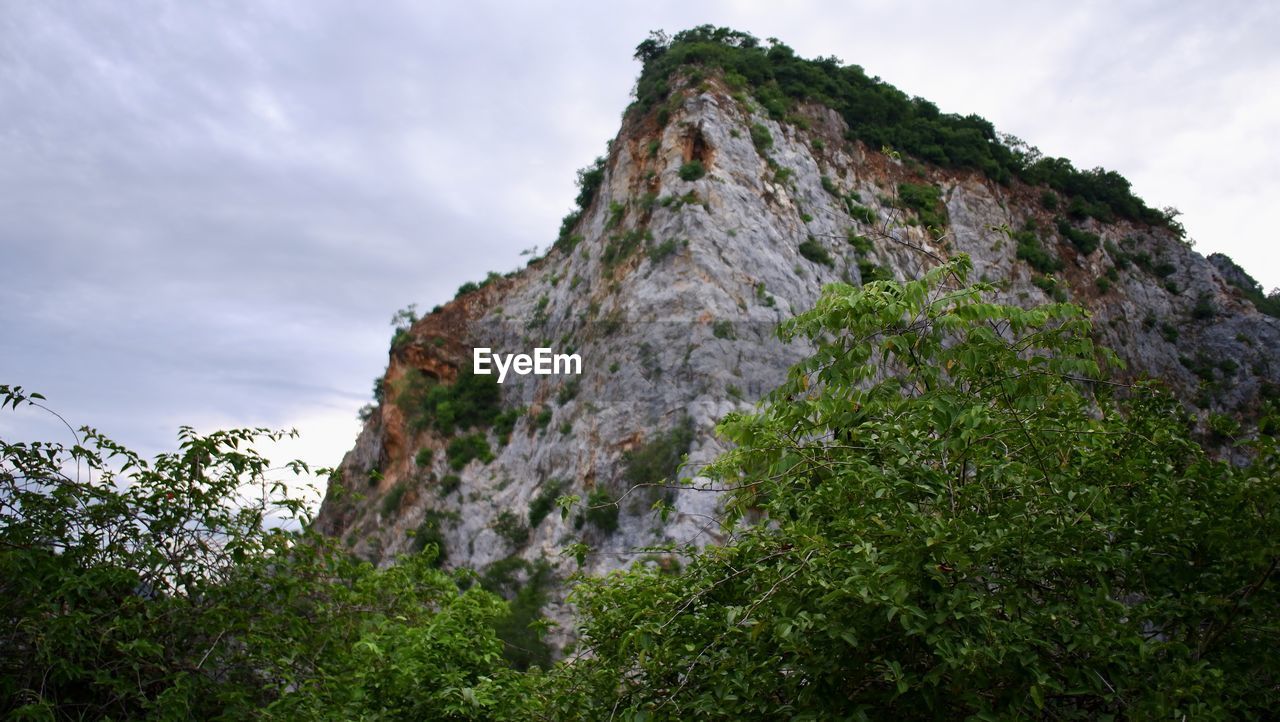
<box><xmin>4</xmin><ymin>256</ymin><xmax>1277</xmax><ymax>719</ymax></box>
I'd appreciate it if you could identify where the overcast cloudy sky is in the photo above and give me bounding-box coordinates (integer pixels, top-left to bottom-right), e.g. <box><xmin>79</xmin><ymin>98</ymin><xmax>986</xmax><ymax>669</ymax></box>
<box><xmin>3</xmin><ymin>0</ymin><xmax>1278</xmax><ymax>481</ymax></box>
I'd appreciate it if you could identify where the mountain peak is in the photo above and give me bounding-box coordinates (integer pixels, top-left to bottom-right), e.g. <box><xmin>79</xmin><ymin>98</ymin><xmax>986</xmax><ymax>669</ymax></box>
<box><xmin>316</xmin><ymin>28</ymin><xmax>1280</xmax><ymax>655</ymax></box>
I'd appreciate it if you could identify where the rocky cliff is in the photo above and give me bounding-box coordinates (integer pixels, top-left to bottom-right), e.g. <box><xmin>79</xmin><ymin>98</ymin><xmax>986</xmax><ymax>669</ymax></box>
<box><xmin>315</xmin><ymin>31</ymin><xmax>1280</xmax><ymax>649</ymax></box>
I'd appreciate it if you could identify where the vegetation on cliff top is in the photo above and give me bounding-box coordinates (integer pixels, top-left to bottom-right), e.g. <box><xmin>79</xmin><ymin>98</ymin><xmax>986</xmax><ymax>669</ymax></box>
<box><xmin>632</xmin><ymin>25</ymin><xmax>1179</xmax><ymax>231</ymax></box>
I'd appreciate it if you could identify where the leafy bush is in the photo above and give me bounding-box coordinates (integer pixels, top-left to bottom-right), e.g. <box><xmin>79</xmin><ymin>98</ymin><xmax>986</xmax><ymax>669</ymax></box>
<box><xmin>394</xmin><ymin>363</ymin><xmax>502</xmax><ymax>436</ymax></box>
<box><xmin>437</xmin><ymin>473</ymin><xmax>461</xmax><ymax>496</ymax></box>
<box><xmin>712</xmin><ymin>319</ymin><xmax>736</xmax><ymax>339</ymax></box>
<box><xmin>493</xmin><ymin>510</ymin><xmax>530</xmax><ymax>548</ymax></box>
<box><xmin>555</xmin><ymin>156</ymin><xmax>607</xmax><ymax>250</ymax></box>
<box><xmin>0</xmin><ymin>386</ymin><xmax>520</xmax><ymax>718</ymax></box>
<box><xmin>1192</xmin><ymin>293</ymin><xmax>1217</xmax><ymax>320</ymax></box>
<box><xmin>798</xmin><ymin>237</ymin><xmax>833</xmax><ymax>267</ymax></box>
<box><xmin>1056</xmin><ymin>218</ymin><xmax>1101</xmax><ymax>255</ymax></box>
<box><xmin>479</xmin><ymin>558</ymin><xmax>554</xmax><ymax>671</ymax></box>
<box><xmin>846</xmin><ymin>228</ymin><xmax>873</xmax><ymax>253</ymax></box>
<box><xmin>410</xmin><ymin>510</ymin><xmax>453</xmax><ymax>566</ymax></box>
<box><xmin>647</xmin><ymin>237</ymin><xmax>680</xmax><ymax>263</ymax></box>
<box><xmin>857</xmin><ymin>260</ymin><xmax>892</xmax><ymax>283</ymax></box>
<box><xmin>749</xmin><ymin>122</ymin><xmax>772</xmax><ymax>152</ymax></box>
<box><xmin>847</xmin><ymin>201</ymin><xmax>877</xmax><ymax>225</ymax></box>
<box><xmin>603</xmin><ymin>227</ymin><xmax>653</xmax><ymax>270</ymax></box>
<box><xmin>493</xmin><ymin>407</ymin><xmax>524</xmax><ymax>444</ymax></box>
<box><xmin>389</xmin><ymin>304</ymin><xmax>419</xmax><ymax>349</ymax></box>
<box><xmin>414</xmin><ymin>447</ymin><xmax>433</xmax><ymax>468</ymax></box>
<box><xmin>606</xmin><ymin>200</ymin><xmax>626</xmax><ymax>229</ymax></box>
<box><xmin>555</xmin><ymin>380</ymin><xmax>579</xmax><ymax>406</ymax></box>
<box><xmin>623</xmin><ymin>417</ymin><xmax>694</xmax><ymax>488</ymax></box>
<box><xmin>1013</xmin><ymin>227</ymin><xmax>1062</xmax><ymax>274</ymax></box>
<box><xmin>896</xmin><ymin>182</ymin><xmax>947</xmax><ymax>229</ymax></box>
<box><xmin>445</xmin><ymin>432</ymin><xmax>493</xmax><ymax>470</ymax></box>
<box><xmin>528</xmin><ymin>480</ymin><xmax>567</xmax><ymax>529</ymax></box>
<box><xmin>1032</xmin><ymin>274</ymin><xmax>1067</xmax><ymax>301</ymax></box>
<box><xmin>678</xmin><ymin>159</ymin><xmax>706</xmax><ymax>181</ymax></box>
<box><xmin>585</xmin><ymin>489</ymin><xmax>620</xmax><ymax>533</ymax></box>
<box><xmin>558</xmin><ymin>257</ymin><xmax>1280</xmax><ymax>717</ymax></box>
<box><xmin>381</xmin><ymin>482</ymin><xmax>408</xmax><ymax>516</ymax></box>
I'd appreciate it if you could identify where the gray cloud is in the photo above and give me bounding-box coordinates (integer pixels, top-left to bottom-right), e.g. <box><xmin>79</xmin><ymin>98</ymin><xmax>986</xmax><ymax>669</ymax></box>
<box><xmin>3</xmin><ymin>0</ymin><xmax>1277</xmax><ymax>467</ymax></box>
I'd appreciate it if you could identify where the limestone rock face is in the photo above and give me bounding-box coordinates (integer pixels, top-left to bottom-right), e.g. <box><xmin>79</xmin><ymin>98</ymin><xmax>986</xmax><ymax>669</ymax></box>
<box><xmin>315</xmin><ymin>77</ymin><xmax>1280</xmax><ymax>646</ymax></box>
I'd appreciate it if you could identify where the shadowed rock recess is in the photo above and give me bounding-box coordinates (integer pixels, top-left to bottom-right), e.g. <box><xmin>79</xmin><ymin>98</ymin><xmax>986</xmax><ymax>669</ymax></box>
<box><xmin>316</xmin><ymin>28</ymin><xmax>1280</xmax><ymax>650</ymax></box>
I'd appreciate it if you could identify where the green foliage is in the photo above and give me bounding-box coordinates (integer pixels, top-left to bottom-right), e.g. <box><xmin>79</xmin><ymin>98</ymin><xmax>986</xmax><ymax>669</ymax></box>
<box><xmin>847</xmin><ymin>201</ymin><xmax>877</xmax><ymax>225</ymax></box>
<box><xmin>647</xmin><ymin>237</ymin><xmax>680</xmax><ymax>264</ymax></box>
<box><xmin>630</xmin><ymin>26</ymin><xmax>1172</xmax><ymax>229</ymax></box>
<box><xmin>555</xmin><ymin>380</ymin><xmax>579</xmax><ymax>405</ymax></box>
<box><xmin>454</xmin><ymin>271</ymin><xmax>503</xmax><ymax>300</ymax></box>
<box><xmin>896</xmin><ymin>181</ymin><xmax>947</xmax><ymax>230</ymax></box>
<box><xmin>0</xmin><ymin>386</ymin><xmax>522</xmax><ymax>719</ymax></box>
<box><xmin>410</xmin><ymin>510</ymin><xmax>454</xmax><ymax>566</ymax></box>
<box><xmin>414</xmin><ymin>447</ymin><xmax>433</xmax><ymax>468</ymax></box>
<box><xmin>846</xmin><ymin>228</ymin><xmax>873</xmax><ymax>253</ymax></box>
<box><xmin>555</xmin><ymin>156</ymin><xmax>607</xmax><ymax>251</ymax></box>
<box><xmin>584</xmin><ymin>489</ymin><xmax>620</xmax><ymax>533</ymax></box>
<box><xmin>820</xmin><ymin>175</ymin><xmax>839</xmax><ymax>195</ymax></box>
<box><xmin>389</xmin><ymin>303</ymin><xmax>419</xmax><ymax>349</ymax></box>
<box><xmin>623</xmin><ymin>417</ymin><xmax>694</xmax><ymax>489</ymax></box>
<box><xmin>1192</xmin><ymin>293</ymin><xmax>1217</xmax><ymax>320</ymax></box>
<box><xmin>606</xmin><ymin>200</ymin><xmax>626</xmax><ymax>229</ymax></box>
<box><xmin>381</xmin><ymin>481</ymin><xmax>408</xmax><ymax>516</ymax></box>
<box><xmin>749</xmin><ymin>122</ymin><xmax>772</xmax><ymax>152</ymax></box>
<box><xmin>478</xmin><ymin>558</ymin><xmax>554</xmax><ymax>672</ymax></box>
<box><xmin>678</xmin><ymin>159</ymin><xmax>706</xmax><ymax>181</ymax></box>
<box><xmin>1032</xmin><ymin>273</ymin><xmax>1068</xmax><ymax>301</ymax></box>
<box><xmin>712</xmin><ymin>319</ymin><xmax>736</xmax><ymax>339</ymax></box>
<box><xmin>493</xmin><ymin>510</ymin><xmax>530</xmax><ymax>548</ymax></box>
<box><xmin>1211</xmin><ymin>253</ymin><xmax>1280</xmax><ymax>319</ymax></box>
<box><xmin>445</xmin><ymin>432</ymin><xmax>494</xmax><ymax>470</ymax></box>
<box><xmin>857</xmin><ymin>259</ymin><xmax>893</xmax><ymax>283</ymax></box>
<box><xmin>493</xmin><ymin>407</ymin><xmax>524</xmax><ymax>444</ymax></box>
<box><xmin>438</xmin><ymin>473</ymin><xmax>461</xmax><ymax>496</ymax></box>
<box><xmin>532</xmin><ymin>407</ymin><xmax>553</xmax><ymax>431</ymax></box>
<box><xmin>528</xmin><ymin>479</ymin><xmax>567</xmax><ymax>529</ymax></box>
<box><xmin>1056</xmin><ymin>218</ymin><xmax>1101</xmax><ymax>255</ymax></box>
<box><xmin>798</xmin><ymin>237</ymin><xmax>834</xmax><ymax>267</ymax></box>
<box><xmin>755</xmin><ymin>281</ymin><xmax>776</xmax><ymax>307</ymax></box>
<box><xmin>603</xmin><ymin>227</ymin><xmax>653</xmax><ymax>270</ymax></box>
<box><xmin>554</xmin><ymin>258</ymin><xmax>1280</xmax><ymax>717</ymax></box>
<box><xmin>394</xmin><ymin>363</ymin><xmax>503</xmax><ymax>437</ymax></box>
<box><xmin>1012</xmin><ymin>225</ymin><xmax>1063</xmax><ymax>274</ymax></box>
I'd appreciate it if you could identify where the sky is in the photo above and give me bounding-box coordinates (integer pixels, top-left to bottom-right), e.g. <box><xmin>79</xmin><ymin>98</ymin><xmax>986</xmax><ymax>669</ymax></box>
<box><xmin>3</xmin><ymin>0</ymin><xmax>1279</xmax><ymax>490</ymax></box>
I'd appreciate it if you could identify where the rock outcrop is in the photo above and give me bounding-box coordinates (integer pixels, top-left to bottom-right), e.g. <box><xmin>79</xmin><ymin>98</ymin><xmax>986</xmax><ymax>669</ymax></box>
<box><xmin>316</xmin><ymin>61</ymin><xmax>1280</xmax><ymax>649</ymax></box>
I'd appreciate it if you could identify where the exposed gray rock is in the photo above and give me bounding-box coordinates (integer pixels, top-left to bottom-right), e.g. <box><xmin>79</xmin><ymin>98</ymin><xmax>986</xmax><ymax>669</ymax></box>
<box><xmin>315</xmin><ymin>76</ymin><xmax>1280</xmax><ymax>650</ymax></box>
